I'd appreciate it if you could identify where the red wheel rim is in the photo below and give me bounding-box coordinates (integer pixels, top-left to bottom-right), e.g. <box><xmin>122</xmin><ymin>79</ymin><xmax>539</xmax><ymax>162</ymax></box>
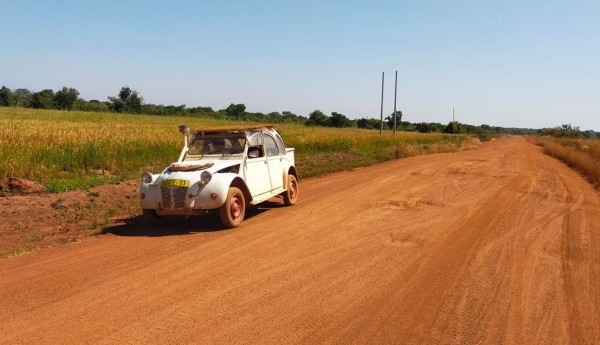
<box><xmin>230</xmin><ymin>194</ymin><xmax>242</xmax><ymax>220</ymax></box>
<box><xmin>289</xmin><ymin>180</ymin><xmax>297</xmax><ymax>199</ymax></box>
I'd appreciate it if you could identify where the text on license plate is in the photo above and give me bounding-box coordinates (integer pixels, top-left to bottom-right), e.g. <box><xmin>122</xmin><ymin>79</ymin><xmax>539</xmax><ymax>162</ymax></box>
<box><xmin>162</xmin><ymin>179</ymin><xmax>190</xmax><ymax>188</ymax></box>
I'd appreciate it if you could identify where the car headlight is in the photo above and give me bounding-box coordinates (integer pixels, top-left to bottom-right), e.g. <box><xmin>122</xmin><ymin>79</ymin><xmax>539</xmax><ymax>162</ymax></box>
<box><xmin>142</xmin><ymin>172</ymin><xmax>154</xmax><ymax>184</ymax></box>
<box><xmin>200</xmin><ymin>171</ymin><xmax>212</xmax><ymax>184</ymax></box>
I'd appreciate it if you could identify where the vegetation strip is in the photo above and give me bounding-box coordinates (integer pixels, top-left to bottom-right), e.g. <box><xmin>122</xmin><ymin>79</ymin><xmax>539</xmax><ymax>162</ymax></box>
<box><xmin>1</xmin><ymin>108</ymin><xmax>469</xmax><ymax>193</ymax></box>
<box><xmin>530</xmin><ymin>136</ymin><xmax>600</xmax><ymax>189</ymax></box>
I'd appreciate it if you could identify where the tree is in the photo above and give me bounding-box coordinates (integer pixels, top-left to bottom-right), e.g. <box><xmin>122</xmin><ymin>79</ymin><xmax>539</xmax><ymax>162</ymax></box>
<box><xmin>119</xmin><ymin>87</ymin><xmax>132</xmax><ymax>102</ymax></box>
<box><xmin>357</xmin><ymin>118</ymin><xmax>380</xmax><ymax>129</ymax></box>
<box><xmin>281</xmin><ymin>111</ymin><xmax>296</xmax><ymax>118</ymax></box>
<box><xmin>126</xmin><ymin>92</ymin><xmax>143</xmax><ymax>113</ymax></box>
<box><xmin>443</xmin><ymin>121</ymin><xmax>464</xmax><ymax>134</ymax></box>
<box><xmin>267</xmin><ymin>111</ymin><xmax>282</xmax><ymax>122</ymax></box>
<box><xmin>188</xmin><ymin>106</ymin><xmax>214</xmax><ymax>115</ymax></box>
<box><xmin>76</xmin><ymin>99</ymin><xmax>109</xmax><ymax>112</ymax></box>
<box><xmin>306</xmin><ymin>110</ymin><xmax>329</xmax><ymax>126</ymax></box>
<box><xmin>109</xmin><ymin>86</ymin><xmax>143</xmax><ymax>113</ymax></box>
<box><xmin>385</xmin><ymin>110</ymin><xmax>402</xmax><ymax>130</ymax></box>
<box><xmin>415</xmin><ymin>122</ymin><xmax>444</xmax><ymax>133</ymax></box>
<box><xmin>13</xmin><ymin>88</ymin><xmax>32</xmax><ymax>107</ymax></box>
<box><xmin>225</xmin><ymin>103</ymin><xmax>246</xmax><ymax>118</ymax></box>
<box><xmin>281</xmin><ymin>111</ymin><xmax>302</xmax><ymax>122</ymax></box>
<box><xmin>108</xmin><ymin>97</ymin><xmax>124</xmax><ymax>113</ymax></box>
<box><xmin>329</xmin><ymin>112</ymin><xmax>353</xmax><ymax>128</ymax></box>
<box><xmin>31</xmin><ymin>89</ymin><xmax>55</xmax><ymax>109</ymax></box>
<box><xmin>54</xmin><ymin>87</ymin><xmax>80</xmax><ymax>111</ymax></box>
<box><xmin>280</xmin><ymin>111</ymin><xmax>307</xmax><ymax>123</ymax></box>
<box><xmin>0</xmin><ymin>86</ymin><xmax>14</xmax><ymax>107</ymax></box>
<box><xmin>541</xmin><ymin>124</ymin><xmax>583</xmax><ymax>138</ymax></box>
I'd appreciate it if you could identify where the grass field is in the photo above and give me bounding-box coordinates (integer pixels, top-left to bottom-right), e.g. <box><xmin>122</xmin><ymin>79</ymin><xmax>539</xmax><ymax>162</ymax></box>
<box><xmin>1</xmin><ymin>107</ymin><xmax>469</xmax><ymax>192</ymax></box>
<box><xmin>531</xmin><ymin>136</ymin><xmax>600</xmax><ymax>189</ymax></box>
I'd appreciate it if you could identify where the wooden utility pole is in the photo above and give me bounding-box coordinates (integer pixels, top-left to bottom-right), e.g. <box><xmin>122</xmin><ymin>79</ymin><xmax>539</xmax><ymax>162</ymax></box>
<box><xmin>393</xmin><ymin>70</ymin><xmax>398</xmax><ymax>135</ymax></box>
<box><xmin>453</xmin><ymin>107</ymin><xmax>455</xmax><ymax>134</ymax></box>
<box><xmin>380</xmin><ymin>72</ymin><xmax>384</xmax><ymax>135</ymax></box>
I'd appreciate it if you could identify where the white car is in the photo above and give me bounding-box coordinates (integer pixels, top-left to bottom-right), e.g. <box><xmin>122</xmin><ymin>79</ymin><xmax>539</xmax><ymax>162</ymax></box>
<box><xmin>139</xmin><ymin>125</ymin><xmax>298</xmax><ymax>228</ymax></box>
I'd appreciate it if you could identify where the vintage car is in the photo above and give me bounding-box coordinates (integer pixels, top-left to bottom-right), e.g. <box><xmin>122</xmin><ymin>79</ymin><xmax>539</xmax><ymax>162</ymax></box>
<box><xmin>139</xmin><ymin>125</ymin><xmax>298</xmax><ymax>228</ymax></box>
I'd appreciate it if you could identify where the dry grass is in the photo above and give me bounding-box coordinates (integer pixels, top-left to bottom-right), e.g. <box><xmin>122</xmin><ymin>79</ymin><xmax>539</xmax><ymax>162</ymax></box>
<box><xmin>532</xmin><ymin>137</ymin><xmax>600</xmax><ymax>188</ymax></box>
<box><xmin>0</xmin><ymin>108</ymin><xmax>231</xmax><ymax>192</ymax></box>
<box><xmin>1</xmin><ymin>107</ymin><xmax>470</xmax><ymax>191</ymax></box>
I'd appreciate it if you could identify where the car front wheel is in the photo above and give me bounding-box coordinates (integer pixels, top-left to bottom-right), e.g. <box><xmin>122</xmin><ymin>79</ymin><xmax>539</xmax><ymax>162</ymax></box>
<box><xmin>283</xmin><ymin>175</ymin><xmax>298</xmax><ymax>206</ymax></box>
<box><xmin>219</xmin><ymin>187</ymin><xmax>245</xmax><ymax>228</ymax></box>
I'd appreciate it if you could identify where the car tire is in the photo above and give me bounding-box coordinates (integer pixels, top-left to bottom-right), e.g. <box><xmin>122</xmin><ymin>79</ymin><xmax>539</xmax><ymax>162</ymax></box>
<box><xmin>219</xmin><ymin>187</ymin><xmax>245</xmax><ymax>228</ymax></box>
<box><xmin>283</xmin><ymin>175</ymin><xmax>298</xmax><ymax>206</ymax></box>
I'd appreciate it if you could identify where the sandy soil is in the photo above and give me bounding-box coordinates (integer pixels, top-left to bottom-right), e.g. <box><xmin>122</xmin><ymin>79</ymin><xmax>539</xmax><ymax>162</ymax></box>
<box><xmin>1</xmin><ymin>136</ymin><xmax>599</xmax><ymax>344</ymax></box>
<box><xmin>0</xmin><ymin>180</ymin><xmax>140</xmax><ymax>254</ymax></box>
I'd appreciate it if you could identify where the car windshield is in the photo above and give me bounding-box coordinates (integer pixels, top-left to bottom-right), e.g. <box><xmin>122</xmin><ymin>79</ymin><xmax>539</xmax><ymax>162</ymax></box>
<box><xmin>188</xmin><ymin>134</ymin><xmax>246</xmax><ymax>156</ymax></box>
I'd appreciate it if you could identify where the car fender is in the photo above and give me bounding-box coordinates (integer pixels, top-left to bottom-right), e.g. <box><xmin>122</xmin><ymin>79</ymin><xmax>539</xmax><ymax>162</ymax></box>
<box><xmin>139</xmin><ymin>179</ymin><xmax>161</xmax><ymax>209</ymax></box>
<box><xmin>193</xmin><ymin>173</ymin><xmax>249</xmax><ymax>209</ymax></box>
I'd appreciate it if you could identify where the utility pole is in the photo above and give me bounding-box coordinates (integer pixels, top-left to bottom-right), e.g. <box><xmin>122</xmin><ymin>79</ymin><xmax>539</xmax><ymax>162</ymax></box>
<box><xmin>380</xmin><ymin>72</ymin><xmax>384</xmax><ymax>135</ymax></box>
<box><xmin>393</xmin><ymin>70</ymin><xmax>398</xmax><ymax>135</ymax></box>
<box><xmin>452</xmin><ymin>107</ymin><xmax>455</xmax><ymax>134</ymax></box>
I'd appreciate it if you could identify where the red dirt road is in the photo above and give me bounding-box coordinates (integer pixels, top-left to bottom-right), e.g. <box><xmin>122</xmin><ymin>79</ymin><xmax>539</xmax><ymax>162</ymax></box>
<box><xmin>1</xmin><ymin>136</ymin><xmax>599</xmax><ymax>344</ymax></box>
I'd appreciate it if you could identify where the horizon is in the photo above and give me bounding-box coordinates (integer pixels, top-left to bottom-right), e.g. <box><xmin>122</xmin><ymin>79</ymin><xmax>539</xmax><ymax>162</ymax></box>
<box><xmin>2</xmin><ymin>1</ymin><xmax>598</xmax><ymax>131</ymax></box>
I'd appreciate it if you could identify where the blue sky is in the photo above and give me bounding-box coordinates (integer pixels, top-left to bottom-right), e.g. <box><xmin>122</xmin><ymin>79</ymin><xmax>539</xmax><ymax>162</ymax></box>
<box><xmin>2</xmin><ymin>0</ymin><xmax>598</xmax><ymax>130</ymax></box>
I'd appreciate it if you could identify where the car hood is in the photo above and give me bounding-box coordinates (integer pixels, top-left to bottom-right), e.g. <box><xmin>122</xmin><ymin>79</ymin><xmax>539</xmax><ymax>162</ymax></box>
<box><xmin>168</xmin><ymin>158</ymin><xmax>242</xmax><ymax>174</ymax></box>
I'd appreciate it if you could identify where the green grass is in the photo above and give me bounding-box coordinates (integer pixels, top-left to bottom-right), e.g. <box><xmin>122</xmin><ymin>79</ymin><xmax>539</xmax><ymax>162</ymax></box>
<box><xmin>1</xmin><ymin>107</ymin><xmax>470</xmax><ymax>191</ymax></box>
<box><xmin>288</xmin><ymin>127</ymin><xmax>468</xmax><ymax>177</ymax></box>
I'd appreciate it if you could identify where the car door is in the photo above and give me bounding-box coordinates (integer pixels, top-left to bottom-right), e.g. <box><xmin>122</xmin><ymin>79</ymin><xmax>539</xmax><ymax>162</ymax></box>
<box><xmin>263</xmin><ymin>133</ymin><xmax>284</xmax><ymax>191</ymax></box>
<box><xmin>244</xmin><ymin>132</ymin><xmax>271</xmax><ymax>197</ymax></box>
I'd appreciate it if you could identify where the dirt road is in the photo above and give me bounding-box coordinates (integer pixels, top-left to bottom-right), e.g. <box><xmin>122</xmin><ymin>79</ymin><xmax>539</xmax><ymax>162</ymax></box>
<box><xmin>1</xmin><ymin>136</ymin><xmax>599</xmax><ymax>344</ymax></box>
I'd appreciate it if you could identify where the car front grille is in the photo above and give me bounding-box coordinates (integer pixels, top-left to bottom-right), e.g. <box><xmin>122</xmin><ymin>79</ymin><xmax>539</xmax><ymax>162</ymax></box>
<box><xmin>160</xmin><ymin>187</ymin><xmax>188</xmax><ymax>209</ymax></box>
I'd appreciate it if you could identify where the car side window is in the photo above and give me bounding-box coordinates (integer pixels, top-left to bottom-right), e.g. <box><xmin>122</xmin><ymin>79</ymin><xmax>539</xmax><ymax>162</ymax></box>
<box><xmin>264</xmin><ymin>135</ymin><xmax>280</xmax><ymax>157</ymax></box>
<box><xmin>274</xmin><ymin>134</ymin><xmax>286</xmax><ymax>154</ymax></box>
<box><xmin>248</xmin><ymin>132</ymin><xmax>263</xmax><ymax>146</ymax></box>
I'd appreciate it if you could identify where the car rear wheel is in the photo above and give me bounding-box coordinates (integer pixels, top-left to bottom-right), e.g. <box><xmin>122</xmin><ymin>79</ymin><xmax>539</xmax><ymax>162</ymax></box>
<box><xmin>219</xmin><ymin>187</ymin><xmax>245</xmax><ymax>228</ymax></box>
<box><xmin>283</xmin><ymin>175</ymin><xmax>298</xmax><ymax>206</ymax></box>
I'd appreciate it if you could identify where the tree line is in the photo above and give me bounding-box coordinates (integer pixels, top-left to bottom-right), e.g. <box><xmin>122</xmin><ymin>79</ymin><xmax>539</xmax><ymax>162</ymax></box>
<box><xmin>2</xmin><ymin>85</ymin><xmax>593</xmax><ymax>138</ymax></box>
<box><xmin>0</xmin><ymin>86</ymin><xmax>80</xmax><ymax>111</ymax></box>
<box><xmin>538</xmin><ymin>124</ymin><xmax>597</xmax><ymax>139</ymax></box>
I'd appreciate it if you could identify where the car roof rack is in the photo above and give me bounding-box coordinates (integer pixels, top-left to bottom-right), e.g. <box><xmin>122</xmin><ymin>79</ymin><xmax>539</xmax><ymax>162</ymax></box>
<box><xmin>192</xmin><ymin>125</ymin><xmax>278</xmax><ymax>133</ymax></box>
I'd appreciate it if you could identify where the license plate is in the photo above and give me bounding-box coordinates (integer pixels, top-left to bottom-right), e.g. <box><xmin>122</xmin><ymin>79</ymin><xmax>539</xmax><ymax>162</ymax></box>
<box><xmin>162</xmin><ymin>179</ymin><xmax>190</xmax><ymax>188</ymax></box>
